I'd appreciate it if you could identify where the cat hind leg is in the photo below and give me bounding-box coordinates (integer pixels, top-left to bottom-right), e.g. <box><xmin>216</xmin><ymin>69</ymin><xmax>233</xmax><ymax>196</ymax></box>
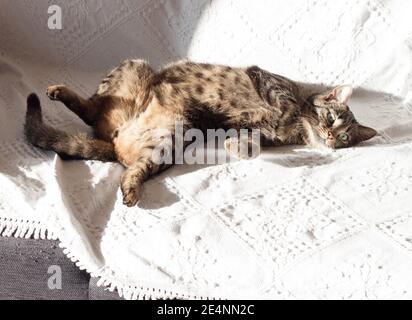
<box><xmin>46</xmin><ymin>85</ymin><xmax>97</xmax><ymax>126</ymax></box>
<box><xmin>25</xmin><ymin>93</ymin><xmax>116</xmax><ymax>162</ymax></box>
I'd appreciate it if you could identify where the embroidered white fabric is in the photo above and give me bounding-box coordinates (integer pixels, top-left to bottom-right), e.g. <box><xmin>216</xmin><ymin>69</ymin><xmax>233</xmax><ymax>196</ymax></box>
<box><xmin>1</xmin><ymin>0</ymin><xmax>412</xmax><ymax>299</ymax></box>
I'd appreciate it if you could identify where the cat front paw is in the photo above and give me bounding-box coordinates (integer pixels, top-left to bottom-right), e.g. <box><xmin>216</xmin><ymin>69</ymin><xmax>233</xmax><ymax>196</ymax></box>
<box><xmin>46</xmin><ymin>85</ymin><xmax>67</xmax><ymax>101</ymax></box>
<box><xmin>224</xmin><ymin>137</ymin><xmax>260</xmax><ymax>160</ymax></box>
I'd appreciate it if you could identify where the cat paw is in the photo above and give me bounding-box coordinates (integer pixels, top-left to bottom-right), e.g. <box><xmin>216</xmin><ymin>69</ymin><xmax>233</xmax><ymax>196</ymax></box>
<box><xmin>46</xmin><ymin>85</ymin><xmax>66</xmax><ymax>101</ymax></box>
<box><xmin>122</xmin><ymin>189</ymin><xmax>140</xmax><ymax>207</ymax></box>
<box><xmin>121</xmin><ymin>181</ymin><xmax>141</xmax><ymax>207</ymax></box>
<box><xmin>224</xmin><ymin>137</ymin><xmax>260</xmax><ymax>160</ymax></box>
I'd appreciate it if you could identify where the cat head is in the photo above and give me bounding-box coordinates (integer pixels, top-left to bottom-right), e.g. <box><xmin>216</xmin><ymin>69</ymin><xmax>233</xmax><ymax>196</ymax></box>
<box><xmin>309</xmin><ymin>85</ymin><xmax>377</xmax><ymax>149</ymax></box>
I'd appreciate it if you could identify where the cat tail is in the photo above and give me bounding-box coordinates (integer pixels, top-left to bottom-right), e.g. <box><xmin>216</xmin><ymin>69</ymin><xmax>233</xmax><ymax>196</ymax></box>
<box><xmin>25</xmin><ymin>93</ymin><xmax>57</xmax><ymax>149</ymax></box>
<box><xmin>24</xmin><ymin>93</ymin><xmax>116</xmax><ymax>161</ymax></box>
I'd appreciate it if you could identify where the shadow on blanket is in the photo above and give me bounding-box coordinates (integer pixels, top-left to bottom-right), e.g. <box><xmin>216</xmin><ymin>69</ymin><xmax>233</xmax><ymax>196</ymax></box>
<box><xmin>261</xmin><ymin>147</ymin><xmax>338</xmax><ymax>168</ymax></box>
<box><xmin>5</xmin><ymin>76</ymin><xmax>408</xmax><ymax>263</ymax></box>
<box><xmin>0</xmin><ymin>60</ymin><xmax>48</xmax><ymax>205</ymax></box>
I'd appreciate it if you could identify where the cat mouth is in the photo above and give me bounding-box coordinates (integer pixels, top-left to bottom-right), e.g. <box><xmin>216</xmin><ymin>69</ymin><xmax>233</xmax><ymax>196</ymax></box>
<box><xmin>325</xmin><ymin>139</ymin><xmax>336</xmax><ymax>149</ymax></box>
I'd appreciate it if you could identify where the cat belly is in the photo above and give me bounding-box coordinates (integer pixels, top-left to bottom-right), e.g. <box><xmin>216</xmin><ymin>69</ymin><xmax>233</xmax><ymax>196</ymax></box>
<box><xmin>112</xmin><ymin>98</ymin><xmax>180</xmax><ymax>167</ymax></box>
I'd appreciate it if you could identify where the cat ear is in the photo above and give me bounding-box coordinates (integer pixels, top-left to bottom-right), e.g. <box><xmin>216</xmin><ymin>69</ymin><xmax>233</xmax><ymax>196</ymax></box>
<box><xmin>326</xmin><ymin>85</ymin><xmax>353</xmax><ymax>104</ymax></box>
<box><xmin>358</xmin><ymin>125</ymin><xmax>377</xmax><ymax>142</ymax></box>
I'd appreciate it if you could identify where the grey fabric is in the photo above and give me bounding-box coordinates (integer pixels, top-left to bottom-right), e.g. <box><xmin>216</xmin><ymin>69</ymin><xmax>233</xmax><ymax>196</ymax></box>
<box><xmin>0</xmin><ymin>237</ymin><xmax>124</xmax><ymax>300</ymax></box>
<box><xmin>0</xmin><ymin>237</ymin><xmax>90</xmax><ymax>300</ymax></box>
<box><xmin>89</xmin><ymin>277</ymin><xmax>122</xmax><ymax>300</ymax></box>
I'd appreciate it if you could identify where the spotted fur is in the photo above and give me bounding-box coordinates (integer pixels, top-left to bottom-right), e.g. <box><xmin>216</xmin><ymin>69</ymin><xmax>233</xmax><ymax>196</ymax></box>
<box><xmin>24</xmin><ymin>60</ymin><xmax>376</xmax><ymax>206</ymax></box>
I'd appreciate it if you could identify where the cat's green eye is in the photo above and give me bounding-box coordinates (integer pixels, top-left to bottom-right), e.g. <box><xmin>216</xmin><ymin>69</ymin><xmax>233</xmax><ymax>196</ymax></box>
<box><xmin>339</xmin><ymin>132</ymin><xmax>349</xmax><ymax>141</ymax></box>
<box><xmin>327</xmin><ymin>112</ymin><xmax>335</xmax><ymax>124</ymax></box>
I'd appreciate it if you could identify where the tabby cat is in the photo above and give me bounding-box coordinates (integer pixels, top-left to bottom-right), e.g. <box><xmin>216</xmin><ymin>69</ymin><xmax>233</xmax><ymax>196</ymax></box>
<box><xmin>24</xmin><ymin>60</ymin><xmax>377</xmax><ymax>206</ymax></box>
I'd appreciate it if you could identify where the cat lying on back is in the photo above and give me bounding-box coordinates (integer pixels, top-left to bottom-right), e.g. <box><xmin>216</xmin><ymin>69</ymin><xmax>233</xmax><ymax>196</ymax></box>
<box><xmin>24</xmin><ymin>60</ymin><xmax>377</xmax><ymax>206</ymax></box>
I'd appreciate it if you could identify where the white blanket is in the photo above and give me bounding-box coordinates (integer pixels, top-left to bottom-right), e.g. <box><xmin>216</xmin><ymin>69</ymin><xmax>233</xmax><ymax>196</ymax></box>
<box><xmin>1</xmin><ymin>0</ymin><xmax>412</xmax><ymax>299</ymax></box>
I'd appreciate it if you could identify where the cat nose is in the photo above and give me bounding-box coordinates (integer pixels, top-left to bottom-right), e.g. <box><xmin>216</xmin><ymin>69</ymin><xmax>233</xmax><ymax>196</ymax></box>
<box><xmin>327</xmin><ymin>131</ymin><xmax>334</xmax><ymax>139</ymax></box>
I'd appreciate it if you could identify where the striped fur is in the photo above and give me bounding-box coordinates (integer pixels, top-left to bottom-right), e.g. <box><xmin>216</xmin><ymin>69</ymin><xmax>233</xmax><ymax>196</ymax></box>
<box><xmin>24</xmin><ymin>60</ymin><xmax>377</xmax><ymax>206</ymax></box>
<box><xmin>25</xmin><ymin>93</ymin><xmax>115</xmax><ymax>162</ymax></box>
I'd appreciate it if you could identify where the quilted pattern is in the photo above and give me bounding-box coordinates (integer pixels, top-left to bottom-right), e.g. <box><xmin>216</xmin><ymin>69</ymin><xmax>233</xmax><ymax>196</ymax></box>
<box><xmin>1</xmin><ymin>0</ymin><xmax>412</xmax><ymax>299</ymax></box>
